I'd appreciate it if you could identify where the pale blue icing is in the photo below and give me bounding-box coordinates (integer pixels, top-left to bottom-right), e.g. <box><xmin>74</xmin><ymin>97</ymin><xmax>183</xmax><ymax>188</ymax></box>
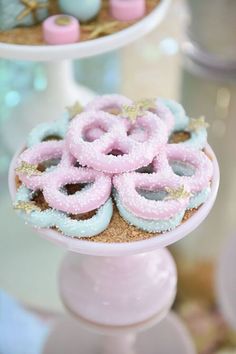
<box><xmin>170</xmin><ymin>161</ymin><xmax>211</xmax><ymax>209</ymax></box>
<box><xmin>27</xmin><ymin>113</ymin><xmax>69</xmax><ymax>148</ymax></box>
<box><xmin>170</xmin><ymin>160</ymin><xmax>195</xmax><ymax>177</ymax></box>
<box><xmin>181</xmin><ymin>128</ymin><xmax>207</xmax><ymax>150</ymax></box>
<box><xmin>188</xmin><ymin>187</ymin><xmax>211</xmax><ymax>209</ymax></box>
<box><xmin>0</xmin><ymin>0</ymin><xmax>48</xmax><ymax>31</ymax></box>
<box><xmin>160</xmin><ymin>98</ymin><xmax>189</xmax><ymax>132</ymax></box>
<box><xmin>114</xmin><ymin>191</ymin><xmax>185</xmax><ymax>233</ymax></box>
<box><xmin>161</xmin><ymin>98</ymin><xmax>207</xmax><ymax>149</ymax></box>
<box><xmin>15</xmin><ymin>185</ymin><xmax>113</xmax><ymax>238</ymax></box>
<box><xmin>170</xmin><ymin>161</ymin><xmax>210</xmax><ymax>208</ymax></box>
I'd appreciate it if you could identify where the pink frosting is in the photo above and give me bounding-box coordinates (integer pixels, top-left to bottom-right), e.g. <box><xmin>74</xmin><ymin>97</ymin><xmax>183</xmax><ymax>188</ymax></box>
<box><xmin>43</xmin><ymin>15</ymin><xmax>80</xmax><ymax>45</ymax></box>
<box><xmin>66</xmin><ymin>110</ymin><xmax>168</xmax><ymax>174</ymax></box>
<box><xmin>110</xmin><ymin>0</ymin><xmax>146</xmax><ymax>21</ymax></box>
<box><xmin>85</xmin><ymin>94</ymin><xmax>132</xmax><ymax>113</ymax></box>
<box><xmin>113</xmin><ymin>172</ymin><xmax>190</xmax><ymax>220</ymax></box>
<box><xmin>16</xmin><ymin>141</ymin><xmax>65</xmax><ymax>190</ymax></box>
<box><xmin>16</xmin><ymin>141</ymin><xmax>112</xmax><ymax>214</ymax></box>
<box><xmin>154</xmin><ymin>144</ymin><xmax>213</xmax><ymax>193</ymax></box>
<box><xmin>43</xmin><ymin>166</ymin><xmax>112</xmax><ymax>214</ymax></box>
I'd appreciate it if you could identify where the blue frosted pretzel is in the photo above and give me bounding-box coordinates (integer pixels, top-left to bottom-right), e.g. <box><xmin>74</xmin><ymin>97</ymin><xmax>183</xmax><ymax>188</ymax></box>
<box><xmin>14</xmin><ymin>185</ymin><xmax>113</xmax><ymax>238</ymax></box>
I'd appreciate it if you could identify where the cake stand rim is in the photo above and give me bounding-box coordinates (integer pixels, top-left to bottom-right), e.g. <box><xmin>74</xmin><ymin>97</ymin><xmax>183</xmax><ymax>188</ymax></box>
<box><xmin>0</xmin><ymin>0</ymin><xmax>171</xmax><ymax>62</ymax></box>
<box><xmin>9</xmin><ymin>143</ymin><xmax>220</xmax><ymax>256</ymax></box>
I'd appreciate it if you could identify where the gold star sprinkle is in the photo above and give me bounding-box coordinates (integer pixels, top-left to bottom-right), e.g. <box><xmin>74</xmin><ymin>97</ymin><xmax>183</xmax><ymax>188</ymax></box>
<box><xmin>188</xmin><ymin>116</ymin><xmax>209</xmax><ymax>132</ymax></box>
<box><xmin>121</xmin><ymin>104</ymin><xmax>141</xmax><ymax>122</ymax></box>
<box><xmin>136</xmin><ymin>98</ymin><xmax>157</xmax><ymax>111</ymax></box>
<box><xmin>17</xmin><ymin>0</ymin><xmax>49</xmax><ymax>23</ymax></box>
<box><xmin>15</xmin><ymin>161</ymin><xmax>42</xmax><ymax>176</ymax></box>
<box><xmin>67</xmin><ymin>101</ymin><xmax>83</xmax><ymax>120</ymax></box>
<box><xmin>121</xmin><ymin>98</ymin><xmax>157</xmax><ymax>122</ymax></box>
<box><xmin>165</xmin><ymin>186</ymin><xmax>191</xmax><ymax>200</ymax></box>
<box><xmin>85</xmin><ymin>22</ymin><xmax>119</xmax><ymax>40</ymax></box>
<box><xmin>14</xmin><ymin>201</ymin><xmax>41</xmax><ymax>214</ymax></box>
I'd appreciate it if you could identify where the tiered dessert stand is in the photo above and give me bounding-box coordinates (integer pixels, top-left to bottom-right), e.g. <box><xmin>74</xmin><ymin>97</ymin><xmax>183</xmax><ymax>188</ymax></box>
<box><xmin>0</xmin><ymin>0</ymin><xmax>171</xmax><ymax>152</ymax></box>
<box><xmin>9</xmin><ymin>144</ymin><xmax>219</xmax><ymax>354</ymax></box>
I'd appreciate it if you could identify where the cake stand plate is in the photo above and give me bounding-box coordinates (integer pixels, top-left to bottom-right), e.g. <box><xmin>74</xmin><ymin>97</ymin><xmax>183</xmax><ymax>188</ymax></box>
<box><xmin>0</xmin><ymin>0</ymin><xmax>171</xmax><ymax>62</ymax></box>
<box><xmin>43</xmin><ymin>312</ymin><xmax>195</xmax><ymax>354</ymax></box>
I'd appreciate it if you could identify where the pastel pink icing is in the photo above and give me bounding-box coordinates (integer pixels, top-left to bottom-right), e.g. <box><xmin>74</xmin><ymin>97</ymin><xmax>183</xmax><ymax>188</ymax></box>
<box><xmin>43</xmin><ymin>15</ymin><xmax>80</xmax><ymax>45</ymax></box>
<box><xmin>113</xmin><ymin>172</ymin><xmax>190</xmax><ymax>220</ymax></box>
<box><xmin>154</xmin><ymin>144</ymin><xmax>213</xmax><ymax>193</ymax></box>
<box><xmin>110</xmin><ymin>0</ymin><xmax>146</xmax><ymax>21</ymax></box>
<box><xmin>16</xmin><ymin>141</ymin><xmax>65</xmax><ymax>190</ymax></box>
<box><xmin>16</xmin><ymin>141</ymin><xmax>112</xmax><ymax>214</ymax></box>
<box><xmin>43</xmin><ymin>166</ymin><xmax>112</xmax><ymax>214</ymax></box>
<box><xmin>66</xmin><ymin>110</ymin><xmax>168</xmax><ymax>174</ymax></box>
<box><xmin>85</xmin><ymin>94</ymin><xmax>132</xmax><ymax>113</ymax></box>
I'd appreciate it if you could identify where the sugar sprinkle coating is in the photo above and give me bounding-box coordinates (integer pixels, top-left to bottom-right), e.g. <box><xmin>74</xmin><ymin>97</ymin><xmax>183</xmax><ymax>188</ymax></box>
<box><xmin>66</xmin><ymin>110</ymin><xmax>168</xmax><ymax>174</ymax></box>
<box><xmin>13</xmin><ymin>94</ymin><xmax>213</xmax><ymax>240</ymax></box>
<box><xmin>15</xmin><ymin>185</ymin><xmax>113</xmax><ymax>238</ymax></box>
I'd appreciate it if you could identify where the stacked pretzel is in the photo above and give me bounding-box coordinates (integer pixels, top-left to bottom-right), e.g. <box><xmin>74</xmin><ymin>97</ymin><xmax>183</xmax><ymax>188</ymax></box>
<box><xmin>13</xmin><ymin>94</ymin><xmax>213</xmax><ymax>238</ymax></box>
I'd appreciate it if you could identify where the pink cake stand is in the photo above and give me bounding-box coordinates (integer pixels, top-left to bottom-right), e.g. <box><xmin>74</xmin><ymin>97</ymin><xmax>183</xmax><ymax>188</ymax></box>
<box><xmin>9</xmin><ymin>144</ymin><xmax>219</xmax><ymax>354</ymax></box>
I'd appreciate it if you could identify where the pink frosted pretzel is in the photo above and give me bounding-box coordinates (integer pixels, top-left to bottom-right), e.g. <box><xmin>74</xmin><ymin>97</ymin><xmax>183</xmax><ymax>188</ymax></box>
<box><xmin>86</xmin><ymin>95</ymin><xmax>174</xmax><ymax>134</ymax></box>
<box><xmin>125</xmin><ymin>102</ymin><xmax>175</xmax><ymax>142</ymax></box>
<box><xmin>16</xmin><ymin>141</ymin><xmax>112</xmax><ymax>214</ymax></box>
<box><xmin>66</xmin><ymin>110</ymin><xmax>168</xmax><ymax>174</ymax></box>
<box><xmin>154</xmin><ymin>144</ymin><xmax>213</xmax><ymax>193</ymax></box>
<box><xmin>85</xmin><ymin>94</ymin><xmax>133</xmax><ymax>141</ymax></box>
<box><xmin>85</xmin><ymin>94</ymin><xmax>132</xmax><ymax>114</ymax></box>
<box><xmin>43</xmin><ymin>166</ymin><xmax>112</xmax><ymax>214</ymax></box>
<box><xmin>16</xmin><ymin>141</ymin><xmax>66</xmax><ymax>190</ymax></box>
<box><xmin>113</xmin><ymin>172</ymin><xmax>191</xmax><ymax>220</ymax></box>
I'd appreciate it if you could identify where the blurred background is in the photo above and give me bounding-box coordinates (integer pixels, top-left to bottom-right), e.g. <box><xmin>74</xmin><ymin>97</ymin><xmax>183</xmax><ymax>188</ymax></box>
<box><xmin>1</xmin><ymin>0</ymin><xmax>236</xmax><ymax>353</ymax></box>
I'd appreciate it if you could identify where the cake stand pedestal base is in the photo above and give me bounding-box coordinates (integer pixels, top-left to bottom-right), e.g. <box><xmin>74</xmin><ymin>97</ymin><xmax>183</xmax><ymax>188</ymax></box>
<box><xmin>43</xmin><ymin>312</ymin><xmax>195</xmax><ymax>354</ymax></box>
<box><xmin>43</xmin><ymin>249</ymin><xmax>196</xmax><ymax>354</ymax></box>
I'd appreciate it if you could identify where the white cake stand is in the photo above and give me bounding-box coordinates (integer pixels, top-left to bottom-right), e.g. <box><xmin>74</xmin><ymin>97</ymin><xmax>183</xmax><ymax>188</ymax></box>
<box><xmin>0</xmin><ymin>0</ymin><xmax>171</xmax><ymax>152</ymax></box>
<box><xmin>9</xmin><ymin>144</ymin><xmax>219</xmax><ymax>354</ymax></box>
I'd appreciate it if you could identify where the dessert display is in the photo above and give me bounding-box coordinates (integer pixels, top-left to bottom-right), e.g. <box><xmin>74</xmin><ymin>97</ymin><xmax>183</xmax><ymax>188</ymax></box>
<box><xmin>0</xmin><ymin>0</ymin><xmax>160</xmax><ymax>45</ymax></box>
<box><xmin>11</xmin><ymin>94</ymin><xmax>213</xmax><ymax>242</ymax></box>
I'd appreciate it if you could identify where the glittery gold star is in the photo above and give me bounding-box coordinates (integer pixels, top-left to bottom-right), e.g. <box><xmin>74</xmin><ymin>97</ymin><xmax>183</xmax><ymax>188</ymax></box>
<box><xmin>121</xmin><ymin>104</ymin><xmax>141</xmax><ymax>122</ymax></box>
<box><xmin>67</xmin><ymin>101</ymin><xmax>83</xmax><ymax>120</ymax></box>
<box><xmin>188</xmin><ymin>116</ymin><xmax>209</xmax><ymax>132</ymax></box>
<box><xmin>15</xmin><ymin>161</ymin><xmax>42</xmax><ymax>176</ymax></box>
<box><xmin>136</xmin><ymin>98</ymin><xmax>157</xmax><ymax>111</ymax></box>
<box><xmin>121</xmin><ymin>98</ymin><xmax>157</xmax><ymax>122</ymax></box>
<box><xmin>165</xmin><ymin>185</ymin><xmax>191</xmax><ymax>200</ymax></box>
<box><xmin>85</xmin><ymin>22</ymin><xmax>119</xmax><ymax>40</ymax></box>
<box><xmin>17</xmin><ymin>0</ymin><xmax>49</xmax><ymax>23</ymax></box>
<box><xmin>13</xmin><ymin>201</ymin><xmax>41</xmax><ymax>214</ymax></box>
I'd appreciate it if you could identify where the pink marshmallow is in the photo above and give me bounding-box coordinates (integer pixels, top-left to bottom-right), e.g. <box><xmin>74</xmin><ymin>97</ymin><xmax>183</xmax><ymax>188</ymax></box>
<box><xmin>43</xmin><ymin>15</ymin><xmax>80</xmax><ymax>45</ymax></box>
<box><xmin>110</xmin><ymin>0</ymin><xmax>146</xmax><ymax>21</ymax></box>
